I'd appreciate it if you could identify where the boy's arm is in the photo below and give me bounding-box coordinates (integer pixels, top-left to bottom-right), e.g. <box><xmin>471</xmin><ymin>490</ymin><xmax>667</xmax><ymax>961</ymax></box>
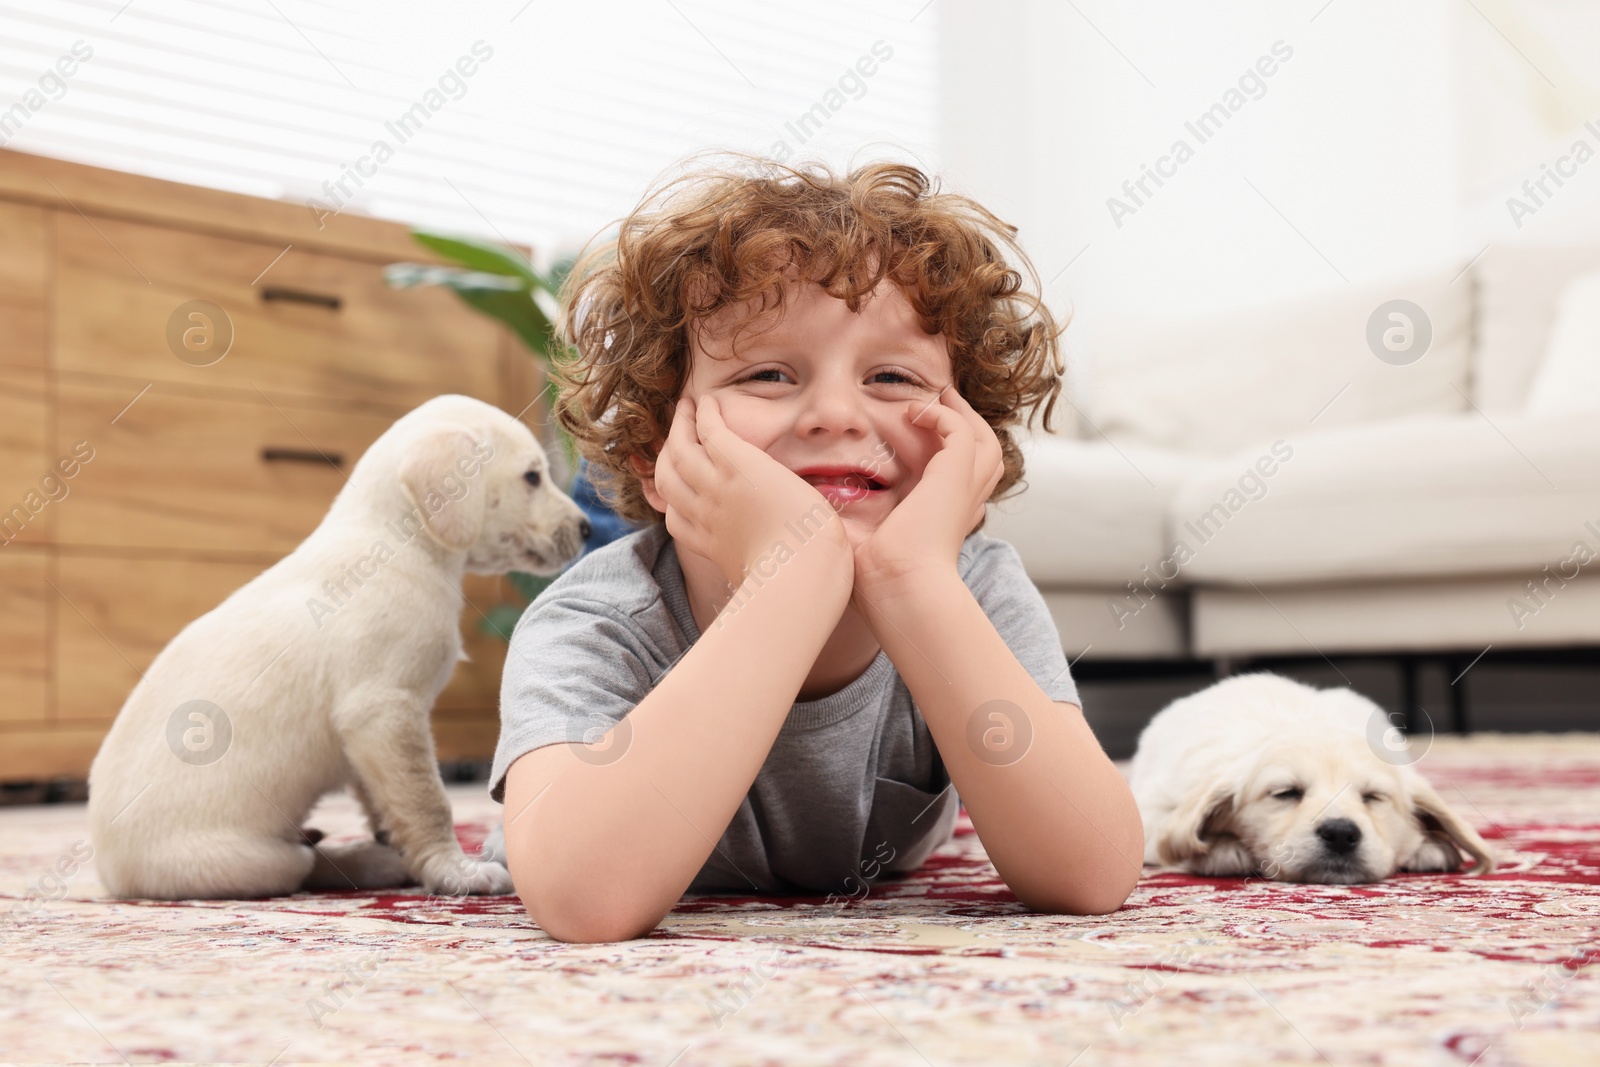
<box><xmin>506</xmin><ymin>389</ymin><xmax>855</xmax><ymax>942</ymax></box>
<box><xmin>857</xmin><ymin>571</ymin><xmax>1144</xmax><ymax>915</ymax></box>
<box><xmin>849</xmin><ymin>384</ymin><xmax>1142</xmax><ymax>913</ymax></box>
<box><xmin>502</xmin><ymin>538</ymin><xmax>853</xmax><ymax>944</ymax></box>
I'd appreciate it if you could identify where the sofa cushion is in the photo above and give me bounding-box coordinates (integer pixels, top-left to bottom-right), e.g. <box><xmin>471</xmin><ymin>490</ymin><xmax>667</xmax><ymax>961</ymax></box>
<box><xmin>1474</xmin><ymin>241</ymin><xmax>1600</xmax><ymax>414</ymax></box>
<box><xmin>985</xmin><ymin>430</ymin><xmax>1206</xmax><ymax>586</ymax></box>
<box><xmin>1525</xmin><ymin>269</ymin><xmax>1600</xmax><ymax>416</ymax></box>
<box><xmin>1170</xmin><ymin>411</ymin><xmax>1600</xmax><ymax>585</ymax></box>
<box><xmin>1193</xmin><ymin>574</ymin><xmax>1600</xmax><ymax>656</ymax></box>
<box><xmin>1084</xmin><ymin>265</ymin><xmax>1474</xmax><ymax>455</ymax></box>
<box><xmin>1041</xmin><ymin>589</ymin><xmax>1189</xmax><ymax>660</ymax></box>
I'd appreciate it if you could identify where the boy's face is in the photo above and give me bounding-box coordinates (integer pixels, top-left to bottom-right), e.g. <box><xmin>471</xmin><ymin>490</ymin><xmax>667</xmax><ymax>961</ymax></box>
<box><xmin>665</xmin><ymin>275</ymin><xmax>953</xmax><ymax>544</ymax></box>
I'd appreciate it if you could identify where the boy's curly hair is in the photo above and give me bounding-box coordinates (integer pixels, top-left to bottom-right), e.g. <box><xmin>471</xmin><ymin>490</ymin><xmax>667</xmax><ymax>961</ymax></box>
<box><xmin>549</xmin><ymin>150</ymin><xmax>1067</xmax><ymax>530</ymax></box>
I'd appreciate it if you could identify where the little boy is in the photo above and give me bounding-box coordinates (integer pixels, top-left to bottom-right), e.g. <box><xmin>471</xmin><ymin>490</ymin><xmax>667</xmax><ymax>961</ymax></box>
<box><xmin>492</xmin><ymin>154</ymin><xmax>1143</xmax><ymax>942</ymax></box>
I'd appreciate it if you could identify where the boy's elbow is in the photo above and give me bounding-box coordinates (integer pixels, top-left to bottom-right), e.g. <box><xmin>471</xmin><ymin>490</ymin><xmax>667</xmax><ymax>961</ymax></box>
<box><xmin>1012</xmin><ymin>846</ymin><xmax>1144</xmax><ymax>916</ymax></box>
<box><xmin>506</xmin><ymin>834</ymin><xmax>668</xmax><ymax>942</ymax></box>
<box><xmin>1078</xmin><ymin>844</ymin><xmax>1146</xmax><ymax>914</ymax></box>
<box><xmin>518</xmin><ymin>889</ymin><xmax>665</xmax><ymax>944</ymax></box>
<box><xmin>1018</xmin><ymin>877</ymin><xmax>1137</xmax><ymax>917</ymax></box>
<box><xmin>1055</xmin><ymin>803</ymin><xmax>1146</xmax><ymax>914</ymax></box>
<box><xmin>1057</xmin><ymin>880</ymin><xmax>1138</xmax><ymax>916</ymax></box>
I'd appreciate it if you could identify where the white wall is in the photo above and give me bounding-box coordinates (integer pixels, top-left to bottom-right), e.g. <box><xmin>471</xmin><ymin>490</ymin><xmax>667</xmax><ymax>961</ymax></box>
<box><xmin>942</xmin><ymin>0</ymin><xmax>1462</xmax><ymax>323</ymax></box>
<box><xmin>1453</xmin><ymin>0</ymin><xmax>1600</xmax><ymax>244</ymax></box>
<box><xmin>939</xmin><ymin>0</ymin><xmax>1600</xmax><ymax>380</ymax></box>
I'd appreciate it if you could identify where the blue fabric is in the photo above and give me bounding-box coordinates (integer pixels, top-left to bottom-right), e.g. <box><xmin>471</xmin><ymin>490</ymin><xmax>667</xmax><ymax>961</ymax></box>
<box><xmin>572</xmin><ymin>458</ymin><xmax>644</xmax><ymax>557</ymax></box>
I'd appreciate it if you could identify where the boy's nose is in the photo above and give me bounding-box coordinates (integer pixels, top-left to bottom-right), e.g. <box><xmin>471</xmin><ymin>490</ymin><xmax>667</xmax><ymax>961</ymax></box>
<box><xmin>798</xmin><ymin>380</ymin><xmax>874</xmax><ymax>437</ymax></box>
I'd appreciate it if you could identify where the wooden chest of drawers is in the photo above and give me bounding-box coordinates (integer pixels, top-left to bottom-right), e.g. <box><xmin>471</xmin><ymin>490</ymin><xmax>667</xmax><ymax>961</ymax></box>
<box><xmin>0</xmin><ymin>149</ymin><xmax>544</xmax><ymax>781</ymax></box>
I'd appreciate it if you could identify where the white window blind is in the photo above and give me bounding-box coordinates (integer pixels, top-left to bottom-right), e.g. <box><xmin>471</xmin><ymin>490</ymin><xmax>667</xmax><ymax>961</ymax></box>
<box><xmin>0</xmin><ymin>0</ymin><xmax>941</xmax><ymax>257</ymax></box>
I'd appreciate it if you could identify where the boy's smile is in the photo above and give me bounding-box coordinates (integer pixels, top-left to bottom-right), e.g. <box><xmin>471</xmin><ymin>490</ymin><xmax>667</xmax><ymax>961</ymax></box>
<box><xmin>680</xmin><ymin>273</ymin><xmax>952</xmax><ymax>549</ymax></box>
<box><xmin>788</xmin><ymin>464</ymin><xmax>892</xmax><ymax>510</ymax></box>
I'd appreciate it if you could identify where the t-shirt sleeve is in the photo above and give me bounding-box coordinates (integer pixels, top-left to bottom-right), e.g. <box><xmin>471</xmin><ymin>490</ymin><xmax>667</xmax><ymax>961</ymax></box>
<box><xmin>963</xmin><ymin>535</ymin><xmax>1083</xmax><ymax>708</ymax></box>
<box><xmin>487</xmin><ymin>596</ymin><xmax>656</xmax><ymax>803</ymax></box>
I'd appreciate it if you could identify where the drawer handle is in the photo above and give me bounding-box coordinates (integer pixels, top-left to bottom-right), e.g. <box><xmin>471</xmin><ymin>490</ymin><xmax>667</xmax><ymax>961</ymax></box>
<box><xmin>261</xmin><ymin>287</ymin><xmax>343</xmax><ymax>311</ymax></box>
<box><xmin>261</xmin><ymin>447</ymin><xmax>344</xmax><ymax>468</ymax></box>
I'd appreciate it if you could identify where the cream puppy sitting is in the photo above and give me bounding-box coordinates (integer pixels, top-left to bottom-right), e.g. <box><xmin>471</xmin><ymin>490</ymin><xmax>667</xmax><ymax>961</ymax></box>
<box><xmin>88</xmin><ymin>394</ymin><xmax>589</xmax><ymax>900</ymax></box>
<box><xmin>1129</xmin><ymin>672</ymin><xmax>1496</xmax><ymax>884</ymax></box>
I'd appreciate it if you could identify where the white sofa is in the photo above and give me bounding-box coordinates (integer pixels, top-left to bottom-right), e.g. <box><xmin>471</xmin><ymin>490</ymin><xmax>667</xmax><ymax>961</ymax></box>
<box><xmin>987</xmin><ymin>240</ymin><xmax>1600</xmax><ymax>680</ymax></box>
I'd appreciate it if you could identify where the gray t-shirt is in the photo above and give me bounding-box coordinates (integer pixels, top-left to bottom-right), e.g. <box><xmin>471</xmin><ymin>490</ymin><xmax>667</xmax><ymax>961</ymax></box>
<box><xmin>488</xmin><ymin>522</ymin><xmax>1081</xmax><ymax>896</ymax></box>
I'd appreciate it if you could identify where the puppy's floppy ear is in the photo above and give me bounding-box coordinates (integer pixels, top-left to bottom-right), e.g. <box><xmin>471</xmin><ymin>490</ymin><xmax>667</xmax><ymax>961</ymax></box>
<box><xmin>398</xmin><ymin>424</ymin><xmax>488</xmax><ymax>552</ymax></box>
<box><xmin>1403</xmin><ymin>773</ymin><xmax>1497</xmax><ymax>875</ymax></box>
<box><xmin>1155</xmin><ymin>783</ymin><xmax>1237</xmax><ymax>867</ymax></box>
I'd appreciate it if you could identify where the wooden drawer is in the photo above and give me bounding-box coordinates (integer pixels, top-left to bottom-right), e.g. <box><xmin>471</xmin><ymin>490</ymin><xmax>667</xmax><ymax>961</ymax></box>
<box><xmin>434</xmin><ymin>711</ymin><xmax>500</xmax><ymax>763</ymax></box>
<box><xmin>0</xmin><ymin>202</ymin><xmax>48</xmax><ymax>370</ymax></box>
<box><xmin>55</xmin><ymin>555</ymin><xmax>504</xmax><ymax>738</ymax></box>
<box><xmin>54</xmin><ymin>211</ymin><xmax>503</xmax><ymax>408</ymax></box>
<box><xmin>0</xmin><ymin>367</ymin><xmax>52</xmax><ymax>548</ymax></box>
<box><xmin>55</xmin><ymin>554</ymin><xmax>267</xmax><ymax>724</ymax></box>
<box><xmin>57</xmin><ymin>379</ymin><xmax>403</xmax><ymax>555</ymax></box>
<box><xmin>0</xmin><ymin>726</ymin><xmax>110</xmax><ymax>782</ymax></box>
<box><xmin>0</xmin><ymin>551</ymin><xmax>49</xmax><ymax>724</ymax></box>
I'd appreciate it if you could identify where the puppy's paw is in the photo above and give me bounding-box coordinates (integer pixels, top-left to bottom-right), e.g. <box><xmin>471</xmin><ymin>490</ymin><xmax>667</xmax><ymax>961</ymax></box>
<box><xmin>420</xmin><ymin>853</ymin><xmax>515</xmax><ymax>896</ymax></box>
<box><xmin>1189</xmin><ymin>835</ymin><xmax>1256</xmax><ymax>877</ymax></box>
<box><xmin>478</xmin><ymin>823</ymin><xmax>506</xmax><ymax>867</ymax></box>
<box><xmin>306</xmin><ymin>840</ymin><xmax>412</xmax><ymax>891</ymax></box>
<box><xmin>1400</xmin><ymin>833</ymin><xmax>1466</xmax><ymax>873</ymax></box>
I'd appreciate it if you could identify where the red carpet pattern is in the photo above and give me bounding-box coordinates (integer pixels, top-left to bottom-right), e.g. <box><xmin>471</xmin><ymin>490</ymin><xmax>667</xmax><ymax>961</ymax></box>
<box><xmin>2</xmin><ymin>734</ymin><xmax>1597</xmax><ymax>1065</ymax></box>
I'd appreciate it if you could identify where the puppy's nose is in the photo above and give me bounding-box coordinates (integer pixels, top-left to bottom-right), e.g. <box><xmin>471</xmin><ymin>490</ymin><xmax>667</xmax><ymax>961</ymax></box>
<box><xmin>579</xmin><ymin>517</ymin><xmax>592</xmax><ymax>541</ymax></box>
<box><xmin>1316</xmin><ymin>818</ymin><xmax>1362</xmax><ymax>855</ymax></box>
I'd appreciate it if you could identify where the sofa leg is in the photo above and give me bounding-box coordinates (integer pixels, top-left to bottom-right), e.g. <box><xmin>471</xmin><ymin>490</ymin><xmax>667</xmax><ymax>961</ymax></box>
<box><xmin>1398</xmin><ymin>656</ymin><xmax>1418</xmax><ymax>734</ymax></box>
<box><xmin>1448</xmin><ymin>658</ymin><xmax>1471</xmax><ymax>736</ymax></box>
<box><xmin>1213</xmin><ymin>656</ymin><xmax>1236</xmax><ymax>679</ymax></box>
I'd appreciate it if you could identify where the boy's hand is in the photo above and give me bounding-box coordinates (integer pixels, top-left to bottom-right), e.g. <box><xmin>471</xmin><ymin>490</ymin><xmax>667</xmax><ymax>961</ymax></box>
<box><xmin>647</xmin><ymin>393</ymin><xmax>853</xmax><ymax>595</ymax></box>
<box><xmin>851</xmin><ymin>385</ymin><xmax>1003</xmax><ymax>607</ymax></box>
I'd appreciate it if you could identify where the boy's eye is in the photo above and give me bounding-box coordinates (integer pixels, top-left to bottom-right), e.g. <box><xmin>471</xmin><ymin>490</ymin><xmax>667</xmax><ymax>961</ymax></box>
<box><xmin>738</xmin><ymin>368</ymin><xmax>927</xmax><ymax>387</ymax></box>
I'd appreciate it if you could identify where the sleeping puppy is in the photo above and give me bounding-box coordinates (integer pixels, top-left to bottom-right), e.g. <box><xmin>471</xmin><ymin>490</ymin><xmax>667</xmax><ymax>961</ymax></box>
<box><xmin>1129</xmin><ymin>672</ymin><xmax>1496</xmax><ymax>883</ymax></box>
<box><xmin>88</xmin><ymin>394</ymin><xmax>588</xmax><ymax>900</ymax></box>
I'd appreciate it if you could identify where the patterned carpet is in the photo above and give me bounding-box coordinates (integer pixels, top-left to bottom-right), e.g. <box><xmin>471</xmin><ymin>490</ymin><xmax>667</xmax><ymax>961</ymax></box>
<box><xmin>3</xmin><ymin>734</ymin><xmax>1598</xmax><ymax>1066</ymax></box>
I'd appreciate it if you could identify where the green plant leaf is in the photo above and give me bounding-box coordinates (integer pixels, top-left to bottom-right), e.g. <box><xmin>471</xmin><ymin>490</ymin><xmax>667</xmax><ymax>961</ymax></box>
<box><xmin>474</xmin><ymin>572</ymin><xmax>564</xmax><ymax>644</ymax></box>
<box><xmin>507</xmin><ymin>570</ymin><xmax>558</xmax><ymax>603</ymax></box>
<box><xmin>401</xmin><ymin>232</ymin><xmax>567</xmax><ymax>359</ymax></box>
<box><xmin>413</xmin><ymin>231</ymin><xmax>539</xmax><ymax>284</ymax></box>
<box><xmin>477</xmin><ymin>603</ymin><xmax>527</xmax><ymax>640</ymax></box>
<box><xmin>385</xmin><ymin>262</ymin><xmax>528</xmax><ymax>293</ymax></box>
<box><xmin>454</xmin><ymin>288</ymin><xmax>557</xmax><ymax>358</ymax></box>
<box><xmin>544</xmin><ymin>253</ymin><xmax>578</xmax><ymax>298</ymax></box>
